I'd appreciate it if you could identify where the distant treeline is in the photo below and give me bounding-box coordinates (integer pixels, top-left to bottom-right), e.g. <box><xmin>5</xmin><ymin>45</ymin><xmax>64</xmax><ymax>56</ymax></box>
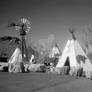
<box><xmin>0</xmin><ymin>36</ymin><xmax>20</xmax><ymax>58</ymax></box>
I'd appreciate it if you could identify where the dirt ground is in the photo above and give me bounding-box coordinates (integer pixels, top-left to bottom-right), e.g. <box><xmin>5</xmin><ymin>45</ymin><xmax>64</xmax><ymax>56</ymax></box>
<box><xmin>0</xmin><ymin>72</ymin><xmax>92</xmax><ymax>92</ymax></box>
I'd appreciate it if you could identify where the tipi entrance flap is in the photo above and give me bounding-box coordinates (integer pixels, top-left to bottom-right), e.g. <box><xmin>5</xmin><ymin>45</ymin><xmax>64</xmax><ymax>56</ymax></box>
<box><xmin>64</xmin><ymin>57</ymin><xmax>70</xmax><ymax>66</ymax></box>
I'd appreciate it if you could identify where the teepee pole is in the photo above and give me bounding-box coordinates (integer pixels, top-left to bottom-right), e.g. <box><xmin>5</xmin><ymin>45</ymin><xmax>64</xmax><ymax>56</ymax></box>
<box><xmin>69</xmin><ymin>28</ymin><xmax>76</xmax><ymax>40</ymax></box>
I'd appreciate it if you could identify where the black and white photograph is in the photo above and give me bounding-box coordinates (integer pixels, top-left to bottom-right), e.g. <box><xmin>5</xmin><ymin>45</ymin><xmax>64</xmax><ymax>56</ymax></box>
<box><xmin>0</xmin><ymin>0</ymin><xmax>92</xmax><ymax>92</ymax></box>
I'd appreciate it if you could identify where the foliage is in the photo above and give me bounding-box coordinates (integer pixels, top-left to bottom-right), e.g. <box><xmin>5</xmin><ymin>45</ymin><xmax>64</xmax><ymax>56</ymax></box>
<box><xmin>0</xmin><ymin>36</ymin><xmax>20</xmax><ymax>59</ymax></box>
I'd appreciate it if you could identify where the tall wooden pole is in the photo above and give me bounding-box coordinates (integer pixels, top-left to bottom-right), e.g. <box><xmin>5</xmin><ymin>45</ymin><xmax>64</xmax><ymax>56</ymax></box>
<box><xmin>21</xmin><ymin>35</ymin><xmax>29</xmax><ymax>63</ymax></box>
<box><xmin>20</xmin><ymin>25</ymin><xmax>29</xmax><ymax>64</ymax></box>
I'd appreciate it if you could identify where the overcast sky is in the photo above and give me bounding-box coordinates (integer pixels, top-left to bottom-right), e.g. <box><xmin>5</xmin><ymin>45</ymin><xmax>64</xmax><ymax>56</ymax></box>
<box><xmin>0</xmin><ymin>0</ymin><xmax>92</xmax><ymax>50</ymax></box>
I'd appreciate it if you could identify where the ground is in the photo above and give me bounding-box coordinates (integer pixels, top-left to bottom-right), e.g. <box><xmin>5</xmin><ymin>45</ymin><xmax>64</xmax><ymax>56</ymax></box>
<box><xmin>0</xmin><ymin>72</ymin><xmax>92</xmax><ymax>92</ymax></box>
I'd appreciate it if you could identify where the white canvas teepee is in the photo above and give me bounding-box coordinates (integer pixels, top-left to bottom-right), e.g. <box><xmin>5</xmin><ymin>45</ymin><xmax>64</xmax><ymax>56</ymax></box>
<box><xmin>8</xmin><ymin>48</ymin><xmax>22</xmax><ymax>64</ymax></box>
<box><xmin>56</xmin><ymin>39</ymin><xmax>90</xmax><ymax>68</ymax></box>
<box><xmin>49</xmin><ymin>44</ymin><xmax>61</xmax><ymax>58</ymax></box>
<box><xmin>8</xmin><ymin>48</ymin><xmax>23</xmax><ymax>73</ymax></box>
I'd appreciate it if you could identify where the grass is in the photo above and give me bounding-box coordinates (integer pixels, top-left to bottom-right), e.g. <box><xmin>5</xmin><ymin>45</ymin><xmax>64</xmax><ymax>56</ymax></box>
<box><xmin>0</xmin><ymin>72</ymin><xmax>92</xmax><ymax>92</ymax></box>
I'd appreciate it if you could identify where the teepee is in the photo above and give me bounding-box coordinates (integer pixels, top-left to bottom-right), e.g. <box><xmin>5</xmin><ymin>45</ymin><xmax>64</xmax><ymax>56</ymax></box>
<box><xmin>8</xmin><ymin>48</ymin><xmax>22</xmax><ymax>72</ymax></box>
<box><xmin>49</xmin><ymin>43</ymin><xmax>61</xmax><ymax>58</ymax></box>
<box><xmin>56</xmin><ymin>29</ymin><xmax>90</xmax><ymax>68</ymax></box>
<box><xmin>8</xmin><ymin>48</ymin><xmax>22</xmax><ymax>64</ymax></box>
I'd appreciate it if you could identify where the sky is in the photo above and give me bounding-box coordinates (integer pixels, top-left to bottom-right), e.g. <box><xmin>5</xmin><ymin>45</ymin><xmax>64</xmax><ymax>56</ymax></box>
<box><xmin>0</xmin><ymin>0</ymin><xmax>92</xmax><ymax>51</ymax></box>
